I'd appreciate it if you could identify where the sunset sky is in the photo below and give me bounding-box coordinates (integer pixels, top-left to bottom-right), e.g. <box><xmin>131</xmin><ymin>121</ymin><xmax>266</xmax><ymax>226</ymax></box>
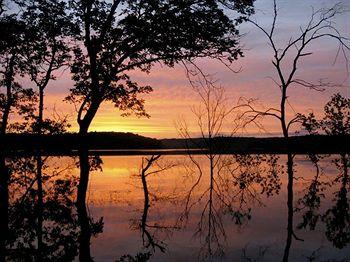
<box><xmin>31</xmin><ymin>0</ymin><xmax>350</xmax><ymax>138</ymax></box>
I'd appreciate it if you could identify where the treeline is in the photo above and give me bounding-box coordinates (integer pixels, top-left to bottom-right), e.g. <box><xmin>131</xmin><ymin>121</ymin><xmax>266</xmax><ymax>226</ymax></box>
<box><xmin>0</xmin><ymin>132</ymin><xmax>161</xmax><ymax>152</ymax></box>
<box><xmin>161</xmin><ymin>135</ymin><xmax>350</xmax><ymax>154</ymax></box>
<box><xmin>1</xmin><ymin>132</ymin><xmax>349</xmax><ymax>154</ymax></box>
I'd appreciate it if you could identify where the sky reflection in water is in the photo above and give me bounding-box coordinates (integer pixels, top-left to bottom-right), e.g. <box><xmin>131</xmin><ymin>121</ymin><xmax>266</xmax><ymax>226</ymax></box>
<box><xmin>4</xmin><ymin>154</ymin><xmax>350</xmax><ymax>261</ymax></box>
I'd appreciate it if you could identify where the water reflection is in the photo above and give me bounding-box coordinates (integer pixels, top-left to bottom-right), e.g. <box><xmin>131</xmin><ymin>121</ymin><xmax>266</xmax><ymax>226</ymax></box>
<box><xmin>1</xmin><ymin>153</ymin><xmax>350</xmax><ymax>261</ymax></box>
<box><xmin>177</xmin><ymin>154</ymin><xmax>282</xmax><ymax>261</ymax></box>
<box><xmin>322</xmin><ymin>153</ymin><xmax>350</xmax><ymax>249</ymax></box>
<box><xmin>131</xmin><ymin>155</ymin><xmax>178</xmax><ymax>254</ymax></box>
<box><xmin>77</xmin><ymin>152</ymin><xmax>104</xmax><ymax>262</ymax></box>
<box><xmin>3</xmin><ymin>155</ymin><xmax>79</xmax><ymax>261</ymax></box>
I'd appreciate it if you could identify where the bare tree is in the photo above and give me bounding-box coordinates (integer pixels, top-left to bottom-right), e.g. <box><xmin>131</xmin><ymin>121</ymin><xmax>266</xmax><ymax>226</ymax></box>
<box><xmin>177</xmin><ymin>73</ymin><xmax>281</xmax><ymax>260</ymax></box>
<box><xmin>176</xmin><ymin>75</ymin><xmax>240</xmax><ymax>259</ymax></box>
<box><xmin>241</xmin><ymin>1</ymin><xmax>349</xmax><ymax>136</ymax></box>
<box><xmin>238</xmin><ymin>2</ymin><xmax>350</xmax><ymax>261</ymax></box>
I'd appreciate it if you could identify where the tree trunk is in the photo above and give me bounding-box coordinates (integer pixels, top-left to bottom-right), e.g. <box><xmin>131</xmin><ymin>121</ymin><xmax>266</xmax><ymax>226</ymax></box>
<box><xmin>1</xmin><ymin>55</ymin><xmax>15</xmax><ymax>134</ymax></box>
<box><xmin>38</xmin><ymin>86</ymin><xmax>44</xmax><ymax>133</ymax></box>
<box><xmin>78</xmin><ymin>100</ymin><xmax>100</xmax><ymax>135</ymax></box>
<box><xmin>0</xmin><ymin>55</ymin><xmax>14</xmax><ymax>261</ymax></box>
<box><xmin>281</xmin><ymin>86</ymin><xmax>294</xmax><ymax>262</ymax></box>
<box><xmin>35</xmin><ymin>84</ymin><xmax>45</xmax><ymax>259</ymax></box>
<box><xmin>280</xmin><ymin>86</ymin><xmax>289</xmax><ymax>138</ymax></box>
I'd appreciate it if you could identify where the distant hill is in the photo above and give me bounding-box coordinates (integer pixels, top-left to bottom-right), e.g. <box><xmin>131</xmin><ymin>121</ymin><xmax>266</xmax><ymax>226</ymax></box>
<box><xmin>0</xmin><ymin>132</ymin><xmax>161</xmax><ymax>152</ymax></box>
<box><xmin>1</xmin><ymin>132</ymin><xmax>349</xmax><ymax>154</ymax></box>
<box><xmin>160</xmin><ymin>135</ymin><xmax>350</xmax><ymax>154</ymax></box>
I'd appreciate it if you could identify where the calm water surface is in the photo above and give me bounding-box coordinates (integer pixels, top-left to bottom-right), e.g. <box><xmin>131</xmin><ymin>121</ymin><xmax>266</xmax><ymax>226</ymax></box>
<box><xmin>2</xmin><ymin>154</ymin><xmax>350</xmax><ymax>261</ymax></box>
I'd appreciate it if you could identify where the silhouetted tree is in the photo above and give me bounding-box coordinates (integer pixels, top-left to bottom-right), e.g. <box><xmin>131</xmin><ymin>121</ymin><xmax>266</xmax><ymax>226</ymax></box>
<box><xmin>177</xmin><ymin>76</ymin><xmax>241</xmax><ymax>259</ymax></box>
<box><xmin>177</xmin><ymin>76</ymin><xmax>281</xmax><ymax>260</ymax></box>
<box><xmin>322</xmin><ymin>94</ymin><xmax>350</xmax><ymax>246</ymax></box>
<box><xmin>0</xmin><ymin>1</ymin><xmax>36</xmax><ymax>134</ymax></box>
<box><xmin>0</xmin><ymin>3</ymin><xmax>36</xmax><ymax>260</ymax></box>
<box><xmin>297</xmin><ymin>94</ymin><xmax>349</xmax><ymax>232</ymax></box>
<box><xmin>15</xmin><ymin>0</ymin><xmax>74</xmax><ymax>134</ymax></box>
<box><xmin>239</xmin><ymin>2</ymin><xmax>349</xmax><ymax>260</ymax></box>
<box><xmin>321</xmin><ymin>93</ymin><xmax>350</xmax><ymax>136</ymax></box>
<box><xmin>10</xmin><ymin>2</ymin><xmax>75</xmax><ymax>257</ymax></box>
<box><xmin>65</xmin><ymin>0</ymin><xmax>254</xmax><ymax>134</ymax></box>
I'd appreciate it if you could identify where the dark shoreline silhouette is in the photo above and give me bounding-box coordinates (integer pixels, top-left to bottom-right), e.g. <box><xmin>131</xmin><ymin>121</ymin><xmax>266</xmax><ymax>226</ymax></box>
<box><xmin>1</xmin><ymin>132</ymin><xmax>349</xmax><ymax>155</ymax></box>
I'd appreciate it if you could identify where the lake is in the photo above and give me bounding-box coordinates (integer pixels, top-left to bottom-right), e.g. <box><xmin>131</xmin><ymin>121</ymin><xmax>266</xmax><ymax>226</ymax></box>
<box><xmin>1</xmin><ymin>153</ymin><xmax>350</xmax><ymax>261</ymax></box>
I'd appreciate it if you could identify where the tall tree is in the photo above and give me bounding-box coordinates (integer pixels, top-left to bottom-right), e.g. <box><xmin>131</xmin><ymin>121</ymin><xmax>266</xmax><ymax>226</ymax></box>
<box><xmin>0</xmin><ymin>10</ymin><xmax>34</xmax><ymax>134</ymax></box>
<box><xmin>20</xmin><ymin>0</ymin><xmax>73</xmax><ymax>134</ymax></box>
<box><xmin>0</xmin><ymin>2</ymin><xmax>35</xmax><ymax>260</ymax></box>
<box><xmin>240</xmin><ymin>1</ymin><xmax>350</xmax><ymax>261</ymax></box>
<box><xmin>66</xmin><ymin>0</ymin><xmax>254</xmax><ymax>134</ymax></box>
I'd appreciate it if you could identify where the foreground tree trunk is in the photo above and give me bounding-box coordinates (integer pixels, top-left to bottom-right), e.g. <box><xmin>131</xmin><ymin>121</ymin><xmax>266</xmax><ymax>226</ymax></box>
<box><xmin>36</xmin><ymin>85</ymin><xmax>45</xmax><ymax>260</ymax></box>
<box><xmin>0</xmin><ymin>55</ymin><xmax>15</xmax><ymax>261</ymax></box>
<box><xmin>78</xmin><ymin>99</ymin><xmax>100</xmax><ymax>135</ymax></box>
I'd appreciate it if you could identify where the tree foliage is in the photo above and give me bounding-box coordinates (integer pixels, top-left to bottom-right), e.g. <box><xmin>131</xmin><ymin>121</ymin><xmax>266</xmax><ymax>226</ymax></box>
<box><xmin>300</xmin><ymin>93</ymin><xmax>350</xmax><ymax>136</ymax></box>
<box><xmin>65</xmin><ymin>0</ymin><xmax>254</xmax><ymax>133</ymax></box>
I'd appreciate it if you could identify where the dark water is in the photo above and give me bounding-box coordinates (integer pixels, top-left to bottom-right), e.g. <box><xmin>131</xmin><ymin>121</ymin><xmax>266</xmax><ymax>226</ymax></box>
<box><xmin>1</xmin><ymin>153</ymin><xmax>349</xmax><ymax>261</ymax></box>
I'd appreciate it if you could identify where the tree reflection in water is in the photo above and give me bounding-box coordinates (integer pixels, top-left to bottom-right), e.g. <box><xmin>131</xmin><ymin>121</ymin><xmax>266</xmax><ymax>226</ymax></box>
<box><xmin>294</xmin><ymin>153</ymin><xmax>350</xmax><ymax>257</ymax></box>
<box><xmin>296</xmin><ymin>154</ymin><xmax>329</xmax><ymax>231</ymax></box>
<box><xmin>137</xmin><ymin>155</ymin><xmax>177</xmax><ymax>252</ymax></box>
<box><xmin>1</xmin><ymin>154</ymin><xmax>104</xmax><ymax>262</ymax></box>
<box><xmin>1</xmin><ymin>153</ymin><xmax>350</xmax><ymax>261</ymax></box>
<box><xmin>77</xmin><ymin>153</ymin><xmax>104</xmax><ymax>262</ymax></box>
<box><xmin>323</xmin><ymin>153</ymin><xmax>350</xmax><ymax>249</ymax></box>
<box><xmin>178</xmin><ymin>153</ymin><xmax>282</xmax><ymax>261</ymax></box>
<box><xmin>115</xmin><ymin>154</ymin><xmax>183</xmax><ymax>261</ymax></box>
<box><xmin>4</xmin><ymin>156</ymin><xmax>79</xmax><ymax>261</ymax></box>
